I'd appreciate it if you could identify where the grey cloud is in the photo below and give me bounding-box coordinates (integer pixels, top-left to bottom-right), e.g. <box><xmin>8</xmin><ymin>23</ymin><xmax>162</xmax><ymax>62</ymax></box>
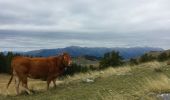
<box><xmin>0</xmin><ymin>0</ymin><xmax>169</xmax><ymax>32</ymax></box>
<box><xmin>0</xmin><ymin>0</ymin><xmax>170</xmax><ymax>51</ymax></box>
<box><xmin>0</xmin><ymin>30</ymin><xmax>170</xmax><ymax>51</ymax></box>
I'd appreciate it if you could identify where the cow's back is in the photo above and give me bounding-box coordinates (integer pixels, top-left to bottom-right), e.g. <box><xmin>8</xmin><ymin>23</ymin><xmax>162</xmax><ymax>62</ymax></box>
<box><xmin>12</xmin><ymin>56</ymin><xmax>57</xmax><ymax>79</ymax></box>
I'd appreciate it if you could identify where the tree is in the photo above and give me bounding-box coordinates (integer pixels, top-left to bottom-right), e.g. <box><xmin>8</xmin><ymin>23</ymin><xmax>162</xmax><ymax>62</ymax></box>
<box><xmin>0</xmin><ymin>53</ymin><xmax>7</xmax><ymax>73</ymax></box>
<box><xmin>0</xmin><ymin>52</ymin><xmax>20</xmax><ymax>73</ymax></box>
<box><xmin>158</xmin><ymin>52</ymin><xmax>168</xmax><ymax>61</ymax></box>
<box><xmin>99</xmin><ymin>51</ymin><xmax>123</xmax><ymax>69</ymax></box>
<box><xmin>139</xmin><ymin>54</ymin><xmax>155</xmax><ymax>63</ymax></box>
<box><xmin>5</xmin><ymin>52</ymin><xmax>14</xmax><ymax>73</ymax></box>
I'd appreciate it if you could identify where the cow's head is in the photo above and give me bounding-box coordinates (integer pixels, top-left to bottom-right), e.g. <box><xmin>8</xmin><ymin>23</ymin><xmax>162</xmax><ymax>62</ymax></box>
<box><xmin>62</xmin><ymin>52</ymin><xmax>72</xmax><ymax>67</ymax></box>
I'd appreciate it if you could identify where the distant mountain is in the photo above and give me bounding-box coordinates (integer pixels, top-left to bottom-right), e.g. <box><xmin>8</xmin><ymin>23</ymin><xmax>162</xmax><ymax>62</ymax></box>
<box><xmin>23</xmin><ymin>46</ymin><xmax>164</xmax><ymax>59</ymax></box>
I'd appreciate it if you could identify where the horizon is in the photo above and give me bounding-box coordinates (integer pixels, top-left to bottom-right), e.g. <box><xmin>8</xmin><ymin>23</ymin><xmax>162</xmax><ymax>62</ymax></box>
<box><xmin>0</xmin><ymin>0</ymin><xmax>170</xmax><ymax>51</ymax></box>
<box><xmin>0</xmin><ymin>45</ymin><xmax>164</xmax><ymax>52</ymax></box>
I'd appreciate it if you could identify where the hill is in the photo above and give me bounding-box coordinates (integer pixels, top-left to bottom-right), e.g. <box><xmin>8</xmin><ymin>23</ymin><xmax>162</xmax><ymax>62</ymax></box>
<box><xmin>146</xmin><ymin>49</ymin><xmax>170</xmax><ymax>57</ymax></box>
<box><xmin>24</xmin><ymin>46</ymin><xmax>163</xmax><ymax>59</ymax></box>
<box><xmin>134</xmin><ymin>49</ymin><xmax>170</xmax><ymax>62</ymax></box>
<box><xmin>1</xmin><ymin>61</ymin><xmax>170</xmax><ymax>100</ymax></box>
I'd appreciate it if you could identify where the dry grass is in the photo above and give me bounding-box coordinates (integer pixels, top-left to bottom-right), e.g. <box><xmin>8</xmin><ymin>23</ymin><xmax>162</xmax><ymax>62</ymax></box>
<box><xmin>145</xmin><ymin>74</ymin><xmax>170</xmax><ymax>93</ymax></box>
<box><xmin>96</xmin><ymin>91</ymin><xmax>125</xmax><ymax>100</ymax></box>
<box><xmin>137</xmin><ymin>61</ymin><xmax>162</xmax><ymax>69</ymax></box>
<box><xmin>0</xmin><ymin>74</ymin><xmax>16</xmax><ymax>95</ymax></box>
<box><xmin>0</xmin><ymin>74</ymin><xmax>63</xmax><ymax>95</ymax></box>
<box><xmin>64</xmin><ymin>66</ymin><xmax>132</xmax><ymax>83</ymax></box>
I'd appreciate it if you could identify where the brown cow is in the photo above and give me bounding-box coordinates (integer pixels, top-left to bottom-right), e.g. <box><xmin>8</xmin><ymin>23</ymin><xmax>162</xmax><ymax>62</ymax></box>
<box><xmin>7</xmin><ymin>53</ymin><xmax>72</xmax><ymax>95</ymax></box>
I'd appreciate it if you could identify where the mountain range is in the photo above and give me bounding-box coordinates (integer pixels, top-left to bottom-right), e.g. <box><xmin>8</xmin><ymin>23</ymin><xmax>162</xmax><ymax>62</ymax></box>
<box><xmin>23</xmin><ymin>46</ymin><xmax>163</xmax><ymax>59</ymax></box>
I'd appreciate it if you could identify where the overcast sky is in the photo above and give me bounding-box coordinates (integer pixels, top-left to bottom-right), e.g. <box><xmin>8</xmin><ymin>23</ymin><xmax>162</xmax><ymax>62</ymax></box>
<box><xmin>0</xmin><ymin>0</ymin><xmax>170</xmax><ymax>51</ymax></box>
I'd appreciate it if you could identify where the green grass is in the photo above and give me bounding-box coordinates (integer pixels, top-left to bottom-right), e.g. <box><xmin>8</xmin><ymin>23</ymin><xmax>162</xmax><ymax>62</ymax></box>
<box><xmin>1</xmin><ymin>61</ymin><xmax>170</xmax><ymax>100</ymax></box>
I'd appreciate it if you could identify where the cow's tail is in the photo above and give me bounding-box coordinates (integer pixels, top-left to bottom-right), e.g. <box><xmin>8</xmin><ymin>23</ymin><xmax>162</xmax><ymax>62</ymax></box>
<box><xmin>6</xmin><ymin>68</ymin><xmax>14</xmax><ymax>89</ymax></box>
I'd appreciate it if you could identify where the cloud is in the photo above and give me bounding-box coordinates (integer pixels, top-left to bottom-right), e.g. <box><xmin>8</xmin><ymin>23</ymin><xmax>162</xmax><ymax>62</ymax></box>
<box><xmin>0</xmin><ymin>0</ymin><xmax>170</xmax><ymax>51</ymax></box>
<box><xmin>0</xmin><ymin>0</ymin><xmax>169</xmax><ymax>32</ymax></box>
<box><xmin>0</xmin><ymin>30</ymin><xmax>170</xmax><ymax>51</ymax></box>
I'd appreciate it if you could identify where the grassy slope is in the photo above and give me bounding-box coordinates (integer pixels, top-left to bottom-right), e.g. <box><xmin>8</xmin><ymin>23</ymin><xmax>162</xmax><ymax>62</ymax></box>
<box><xmin>1</xmin><ymin>61</ymin><xmax>170</xmax><ymax>100</ymax></box>
<box><xmin>73</xmin><ymin>57</ymin><xmax>99</xmax><ymax>66</ymax></box>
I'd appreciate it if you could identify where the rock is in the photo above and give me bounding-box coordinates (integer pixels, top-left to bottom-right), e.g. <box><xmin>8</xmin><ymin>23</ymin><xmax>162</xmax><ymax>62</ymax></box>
<box><xmin>100</xmin><ymin>71</ymin><xmax>104</xmax><ymax>74</ymax></box>
<box><xmin>157</xmin><ymin>93</ymin><xmax>170</xmax><ymax>100</ymax></box>
<box><xmin>116</xmin><ymin>73</ymin><xmax>132</xmax><ymax>76</ymax></box>
<box><xmin>83</xmin><ymin>78</ymin><xmax>94</xmax><ymax>83</ymax></box>
<box><xmin>109</xmin><ymin>89</ymin><xmax>113</xmax><ymax>92</ymax></box>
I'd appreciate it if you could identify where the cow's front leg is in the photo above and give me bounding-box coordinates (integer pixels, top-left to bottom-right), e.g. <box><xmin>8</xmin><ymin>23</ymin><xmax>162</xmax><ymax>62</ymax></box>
<box><xmin>52</xmin><ymin>79</ymin><xmax>57</xmax><ymax>88</ymax></box>
<box><xmin>47</xmin><ymin>77</ymin><xmax>52</xmax><ymax>90</ymax></box>
<box><xmin>22</xmin><ymin>81</ymin><xmax>32</xmax><ymax>95</ymax></box>
<box><xmin>20</xmin><ymin>74</ymin><xmax>32</xmax><ymax>95</ymax></box>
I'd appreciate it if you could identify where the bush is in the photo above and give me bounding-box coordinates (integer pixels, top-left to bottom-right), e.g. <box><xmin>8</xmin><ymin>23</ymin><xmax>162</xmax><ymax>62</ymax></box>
<box><xmin>158</xmin><ymin>52</ymin><xmax>168</xmax><ymax>61</ymax></box>
<box><xmin>129</xmin><ymin>58</ymin><xmax>138</xmax><ymax>65</ymax></box>
<box><xmin>63</xmin><ymin>63</ymin><xmax>90</xmax><ymax>76</ymax></box>
<box><xmin>139</xmin><ymin>54</ymin><xmax>155</xmax><ymax>63</ymax></box>
<box><xmin>89</xmin><ymin>65</ymin><xmax>97</xmax><ymax>71</ymax></box>
<box><xmin>154</xmin><ymin>68</ymin><xmax>162</xmax><ymax>73</ymax></box>
<box><xmin>99</xmin><ymin>51</ymin><xmax>123</xmax><ymax>69</ymax></box>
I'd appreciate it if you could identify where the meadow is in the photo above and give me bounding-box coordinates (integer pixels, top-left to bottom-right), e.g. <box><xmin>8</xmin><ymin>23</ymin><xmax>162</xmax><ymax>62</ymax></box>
<box><xmin>0</xmin><ymin>61</ymin><xmax>170</xmax><ymax>100</ymax></box>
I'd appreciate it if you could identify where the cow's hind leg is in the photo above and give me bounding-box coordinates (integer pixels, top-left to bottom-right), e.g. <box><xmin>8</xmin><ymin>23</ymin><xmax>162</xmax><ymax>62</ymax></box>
<box><xmin>15</xmin><ymin>76</ymin><xmax>20</xmax><ymax>95</ymax></box>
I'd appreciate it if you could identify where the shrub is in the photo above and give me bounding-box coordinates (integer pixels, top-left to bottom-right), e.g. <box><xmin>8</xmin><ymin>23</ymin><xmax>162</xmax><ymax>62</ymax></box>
<box><xmin>139</xmin><ymin>54</ymin><xmax>155</xmax><ymax>63</ymax></box>
<box><xmin>64</xmin><ymin>63</ymin><xmax>90</xmax><ymax>76</ymax></box>
<box><xmin>129</xmin><ymin>58</ymin><xmax>138</xmax><ymax>65</ymax></box>
<box><xmin>89</xmin><ymin>65</ymin><xmax>97</xmax><ymax>70</ymax></box>
<box><xmin>154</xmin><ymin>67</ymin><xmax>162</xmax><ymax>73</ymax></box>
<box><xmin>99</xmin><ymin>51</ymin><xmax>123</xmax><ymax>69</ymax></box>
<box><xmin>158</xmin><ymin>52</ymin><xmax>168</xmax><ymax>61</ymax></box>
